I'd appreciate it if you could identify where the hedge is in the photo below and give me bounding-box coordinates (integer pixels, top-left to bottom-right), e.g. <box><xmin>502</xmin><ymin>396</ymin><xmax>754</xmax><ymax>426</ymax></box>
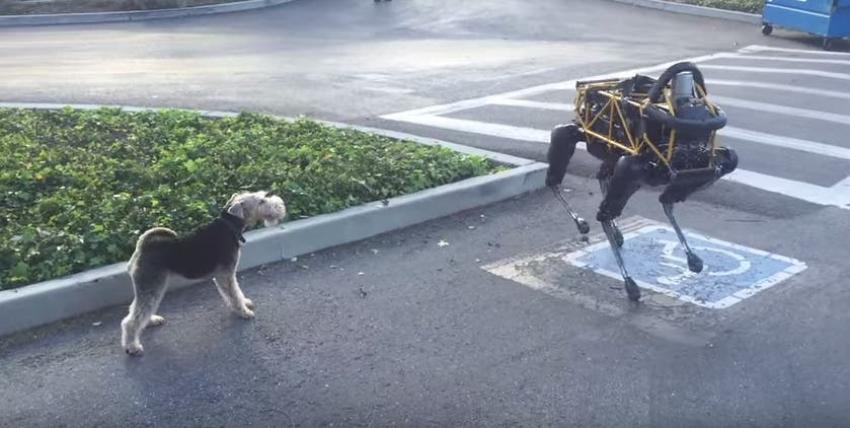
<box><xmin>667</xmin><ymin>0</ymin><xmax>763</xmax><ymax>13</ymax></box>
<box><xmin>0</xmin><ymin>108</ymin><xmax>496</xmax><ymax>289</ymax></box>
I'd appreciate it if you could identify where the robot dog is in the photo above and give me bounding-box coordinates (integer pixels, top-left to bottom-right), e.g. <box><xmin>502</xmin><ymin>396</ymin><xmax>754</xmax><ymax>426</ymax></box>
<box><xmin>546</xmin><ymin>62</ymin><xmax>738</xmax><ymax>301</ymax></box>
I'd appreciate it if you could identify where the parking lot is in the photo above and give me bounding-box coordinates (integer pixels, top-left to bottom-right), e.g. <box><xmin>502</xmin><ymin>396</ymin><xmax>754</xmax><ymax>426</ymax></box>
<box><xmin>3</xmin><ymin>0</ymin><xmax>850</xmax><ymax>424</ymax></box>
<box><xmin>382</xmin><ymin>44</ymin><xmax>850</xmax><ymax>211</ymax></box>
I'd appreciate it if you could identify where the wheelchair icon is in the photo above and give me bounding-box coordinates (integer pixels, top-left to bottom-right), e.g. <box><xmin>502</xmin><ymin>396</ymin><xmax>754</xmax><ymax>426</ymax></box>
<box><xmin>656</xmin><ymin>239</ymin><xmax>752</xmax><ymax>287</ymax></box>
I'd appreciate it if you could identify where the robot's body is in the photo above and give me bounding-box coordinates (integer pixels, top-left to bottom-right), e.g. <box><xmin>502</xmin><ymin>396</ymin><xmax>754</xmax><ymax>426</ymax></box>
<box><xmin>546</xmin><ymin>62</ymin><xmax>738</xmax><ymax>301</ymax></box>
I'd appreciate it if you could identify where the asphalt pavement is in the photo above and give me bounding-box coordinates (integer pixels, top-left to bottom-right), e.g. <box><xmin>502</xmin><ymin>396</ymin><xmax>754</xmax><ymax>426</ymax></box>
<box><xmin>2</xmin><ymin>0</ymin><xmax>850</xmax><ymax>427</ymax></box>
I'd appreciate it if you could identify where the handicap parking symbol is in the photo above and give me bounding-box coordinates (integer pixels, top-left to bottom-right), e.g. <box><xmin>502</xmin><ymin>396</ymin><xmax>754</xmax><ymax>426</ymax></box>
<box><xmin>565</xmin><ymin>223</ymin><xmax>807</xmax><ymax>308</ymax></box>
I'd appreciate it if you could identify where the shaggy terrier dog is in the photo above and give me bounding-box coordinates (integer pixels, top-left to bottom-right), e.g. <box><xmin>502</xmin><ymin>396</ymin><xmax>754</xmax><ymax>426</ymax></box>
<box><xmin>121</xmin><ymin>191</ymin><xmax>286</xmax><ymax>356</ymax></box>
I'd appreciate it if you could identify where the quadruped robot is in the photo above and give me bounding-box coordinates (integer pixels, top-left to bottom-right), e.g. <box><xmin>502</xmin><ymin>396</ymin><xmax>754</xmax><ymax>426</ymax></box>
<box><xmin>546</xmin><ymin>62</ymin><xmax>739</xmax><ymax>301</ymax></box>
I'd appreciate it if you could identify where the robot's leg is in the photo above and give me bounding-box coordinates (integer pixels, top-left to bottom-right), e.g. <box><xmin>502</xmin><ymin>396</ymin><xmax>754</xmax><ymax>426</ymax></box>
<box><xmin>597</xmin><ymin>159</ymin><xmax>623</xmax><ymax>248</ymax></box>
<box><xmin>547</xmin><ymin>123</ymin><xmax>589</xmax><ymax>235</ymax></box>
<box><xmin>658</xmin><ymin>147</ymin><xmax>738</xmax><ymax>274</ymax></box>
<box><xmin>600</xmin><ymin>220</ymin><xmax>640</xmax><ymax>301</ymax></box>
<box><xmin>597</xmin><ymin>155</ymin><xmax>644</xmax><ymax>301</ymax></box>
<box><xmin>661</xmin><ymin>202</ymin><xmax>703</xmax><ymax>273</ymax></box>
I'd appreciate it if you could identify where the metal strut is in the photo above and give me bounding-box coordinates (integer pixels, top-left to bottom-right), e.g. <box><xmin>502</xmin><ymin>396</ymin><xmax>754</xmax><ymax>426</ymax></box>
<box><xmin>601</xmin><ymin>220</ymin><xmax>641</xmax><ymax>301</ymax></box>
<box><xmin>550</xmin><ymin>186</ymin><xmax>590</xmax><ymax>235</ymax></box>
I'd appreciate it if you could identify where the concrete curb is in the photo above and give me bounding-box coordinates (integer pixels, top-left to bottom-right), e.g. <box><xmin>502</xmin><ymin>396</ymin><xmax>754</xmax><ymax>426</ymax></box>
<box><xmin>0</xmin><ymin>0</ymin><xmax>295</xmax><ymax>27</ymax></box>
<box><xmin>609</xmin><ymin>0</ymin><xmax>762</xmax><ymax>24</ymax></box>
<box><xmin>0</xmin><ymin>103</ymin><xmax>548</xmax><ymax>337</ymax></box>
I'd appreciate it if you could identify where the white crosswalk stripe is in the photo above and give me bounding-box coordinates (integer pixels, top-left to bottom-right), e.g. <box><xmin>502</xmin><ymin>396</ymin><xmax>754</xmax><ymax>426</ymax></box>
<box><xmin>721</xmin><ymin>53</ymin><xmax>850</xmax><ymax>66</ymax></box>
<box><xmin>383</xmin><ymin>45</ymin><xmax>850</xmax><ymax>210</ymax></box>
<box><xmin>700</xmin><ymin>64</ymin><xmax>850</xmax><ymax>81</ymax></box>
<box><xmin>706</xmin><ymin>79</ymin><xmax>850</xmax><ymax>101</ymax></box>
<box><xmin>709</xmin><ymin>95</ymin><xmax>850</xmax><ymax>126</ymax></box>
<box><xmin>740</xmin><ymin>45</ymin><xmax>850</xmax><ymax>57</ymax></box>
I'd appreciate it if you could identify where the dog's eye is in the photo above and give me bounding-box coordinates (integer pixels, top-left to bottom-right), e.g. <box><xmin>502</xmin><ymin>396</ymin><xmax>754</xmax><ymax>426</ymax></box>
<box><xmin>259</xmin><ymin>200</ymin><xmax>265</xmax><ymax>204</ymax></box>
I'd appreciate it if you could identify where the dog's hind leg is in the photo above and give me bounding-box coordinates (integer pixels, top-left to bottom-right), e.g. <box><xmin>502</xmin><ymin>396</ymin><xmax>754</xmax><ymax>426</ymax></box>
<box><xmin>547</xmin><ymin>123</ymin><xmax>590</xmax><ymax>234</ymax></box>
<box><xmin>121</xmin><ymin>270</ymin><xmax>169</xmax><ymax>356</ymax></box>
<box><xmin>213</xmin><ymin>273</ymin><xmax>255</xmax><ymax>319</ymax></box>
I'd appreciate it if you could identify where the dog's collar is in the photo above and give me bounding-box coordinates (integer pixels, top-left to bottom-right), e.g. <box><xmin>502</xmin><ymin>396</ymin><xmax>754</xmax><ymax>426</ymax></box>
<box><xmin>219</xmin><ymin>211</ymin><xmax>247</xmax><ymax>245</ymax></box>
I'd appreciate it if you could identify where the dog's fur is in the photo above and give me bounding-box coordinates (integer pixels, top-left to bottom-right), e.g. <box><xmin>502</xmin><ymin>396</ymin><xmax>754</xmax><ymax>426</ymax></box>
<box><xmin>121</xmin><ymin>191</ymin><xmax>286</xmax><ymax>356</ymax></box>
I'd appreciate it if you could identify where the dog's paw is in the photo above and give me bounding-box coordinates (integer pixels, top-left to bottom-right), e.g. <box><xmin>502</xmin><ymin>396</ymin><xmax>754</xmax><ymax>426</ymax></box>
<box><xmin>243</xmin><ymin>298</ymin><xmax>255</xmax><ymax>310</ymax></box>
<box><xmin>125</xmin><ymin>343</ymin><xmax>144</xmax><ymax>356</ymax></box>
<box><xmin>148</xmin><ymin>315</ymin><xmax>166</xmax><ymax>327</ymax></box>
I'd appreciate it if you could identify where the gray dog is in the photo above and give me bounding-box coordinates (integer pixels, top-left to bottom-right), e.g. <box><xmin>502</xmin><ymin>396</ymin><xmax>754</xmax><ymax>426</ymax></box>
<box><xmin>121</xmin><ymin>191</ymin><xmax>286</xmax><ymax>356</ymax></box>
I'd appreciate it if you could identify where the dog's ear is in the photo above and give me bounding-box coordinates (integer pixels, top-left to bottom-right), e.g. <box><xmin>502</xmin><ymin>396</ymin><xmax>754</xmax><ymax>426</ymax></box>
<box><xmin>227</xmin><ymin>202</ymin><xmax>245</xmax><ymax>219</ymax></box>
<box><xmin>225</xmin><ymin>193</ymin><xmax>239</xmax><ymax>207</ymax></box>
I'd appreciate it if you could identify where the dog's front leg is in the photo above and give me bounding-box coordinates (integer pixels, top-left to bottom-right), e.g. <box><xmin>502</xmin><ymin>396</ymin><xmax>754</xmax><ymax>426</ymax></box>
<box><xmin>213</xmin><ymin>273</ymin><xmax>255</xmax><ymax>319</ymax></box>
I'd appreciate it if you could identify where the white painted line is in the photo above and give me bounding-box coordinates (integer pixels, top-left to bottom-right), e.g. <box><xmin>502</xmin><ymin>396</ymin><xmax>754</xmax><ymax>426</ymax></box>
<box><xmin>485</xmin><ymin>256</ymin><xmax>629</xmax><ymax>318</ymax></box>
<box><xmin>700</xmin><ymin>64</ymin><xmax>850</xmax><ymax>81</ymax></box>
<box><xmin>437</xmin><ymin>98</ymin><xmax>850</xmax><ymax>160</ymax></box>
<box><xmin>707</xmin><ymin>79</ymin><xmax>850</xmax><ymax>101</ymax></box>
<box><xmin>394</xmin><ymin>111</ymin><xmax>850</xmax><ymax>162</ymax></box>
<box><xmin>710</xmin><ymin>95</ymin><xmax>850</xmax><ymax>126</ymax></box>
<box><xmin>382</xmin><ymin>45</ymin><xmax>850</xmax><ymax>209</ymax></box>
<box><xmin>360</xmin><ymin>86</ymin><xmax>415</xmax><ymax>95</ymax></box>
<box><xmin>386</xmin><ymin>115</ymin><xmax>850</xmax><ymax>208</ymax></box>
<box><xmin>383</xmin><ymin>45</ymin><xmax>847</xmax><ymax>122</ymax></box>
<box><xmin>831</xmin><ymin>177</ymin><xmax>850</xmax><ymax>209</ymax></box>
<box><xmin>456</xmin><ymin>99</ymin><xmax>850</xmax><ymax>159</ymax></box>
<box><xmin>721</xmin><ymin>126</ymin><xmax>850</xmax><ymax>160</ymax></box>
<box><xmin>724</xmin><ymin>53</ymin><xmax>850</xmax><ymax>66</ymax></box>
<box><xmin>390</xmin><ymin>114</ymin><xmax>550</xmax><ymax>143</ymax></box>
<box><xmin>382</xmin><ymin>50</ymin><xmax>739</xmax><ymax>119</ymax></box>
<box><xmin>724</xmin><ymin>169</ymin><xmax>844</xmax><ymax>207</ymax></box>
<box><xmin>315</xmin><ymin>121</ymin><xmax>537</xmax><ymax>167</ymax></box>
<box><xmin>741</xmin><ymin>45</ymin><xmax>850</xmax><ymax>57</ymax></box>
<box><xmin>464</xmin><ymin>97</ymin><xmax>850</xmax><ymax>160</ymax></box>
<box><xmin>388</xmin><ymin>86</ymin><xmax>850</xmax><ymax>161</ymax></box>
<box><xmin>490</xmin><ymin>98</ymin><xmax>575</xmax><ymax>111</ymax></box>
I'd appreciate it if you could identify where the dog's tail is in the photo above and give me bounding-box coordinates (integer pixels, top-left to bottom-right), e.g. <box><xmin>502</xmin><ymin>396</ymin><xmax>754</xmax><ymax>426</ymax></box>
<box><xmin>136</xmin><ymin>227</ymin><xmax>177</xmax><ymax>248</ymax></box>
<box><xmin>131</xmin><ymin>228</ymin><xmax>177</xmax><ymax>258</ymax></box>
<box><xmin>128</xmin><ymin>228</ymin><xmax>177</xmax><ymax>274</ymax></box>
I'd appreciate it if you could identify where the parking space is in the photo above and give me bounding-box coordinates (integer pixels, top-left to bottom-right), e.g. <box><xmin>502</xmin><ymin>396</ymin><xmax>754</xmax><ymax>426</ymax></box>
<box><xmin>382</xmin><ymin>44</ymin><xmax>850</xmax><ymax>211</ymax></box>
<box><xmin>484</xmin><ymin>215</ymin><xmax>807</xmax><ymax>312</ymax></box>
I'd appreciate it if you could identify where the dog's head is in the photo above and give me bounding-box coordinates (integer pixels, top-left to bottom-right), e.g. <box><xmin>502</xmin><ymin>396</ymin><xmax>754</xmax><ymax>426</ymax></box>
<box><xmin>225</xmin><ymin>191</ymin><xmax>287</xmax><ymax>228</ymax></box>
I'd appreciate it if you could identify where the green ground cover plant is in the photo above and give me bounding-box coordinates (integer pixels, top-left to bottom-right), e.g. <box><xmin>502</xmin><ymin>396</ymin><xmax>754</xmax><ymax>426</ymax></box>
<box><xmin>668</xmin><ymin>0</ymin><xmax>763</xmax><ymax>13</ymax></box>
<box><xmin>0</xmin><ymin>0</ymin><xmax>236</xmax><ymax>15</ymax></box>
<box><xmin>0</xmin><ymin>108</ymin><xmax>497</xmax><ymax>289</ymax></box>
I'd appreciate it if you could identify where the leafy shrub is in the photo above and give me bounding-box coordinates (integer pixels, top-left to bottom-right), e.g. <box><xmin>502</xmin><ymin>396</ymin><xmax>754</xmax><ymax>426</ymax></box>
<box><xmin>668</xmin><ymin>0</ymin><xmax>763</xmax><ymax>13</ymax></box>
<box><xmin>0</xmin><ymin>108</ymin><xmax>495</xmax><ymax>289</ymax></box>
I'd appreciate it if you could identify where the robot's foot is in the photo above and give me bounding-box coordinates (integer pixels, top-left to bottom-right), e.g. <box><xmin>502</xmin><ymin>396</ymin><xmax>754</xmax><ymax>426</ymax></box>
<box><xmin>576</xmin><ymin>218</ymin><xmax>590</xmax><ymax>235</ymax></box>
<box><xmin>624</xmin><ymin>277</ymin><xmax>641</xmax><ymax>301</ymax></box>
<box><xmin>687</xmin><ymin>252</ymin><xmax>704</xmax><ymax>273</ymax></box>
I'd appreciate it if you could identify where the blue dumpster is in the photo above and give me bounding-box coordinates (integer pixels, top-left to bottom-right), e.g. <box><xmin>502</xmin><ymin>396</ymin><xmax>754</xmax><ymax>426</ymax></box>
<box><xmin>762</xmin><ymin>0</ymin><xmax>850</xmax><ymax>49</ymax></box>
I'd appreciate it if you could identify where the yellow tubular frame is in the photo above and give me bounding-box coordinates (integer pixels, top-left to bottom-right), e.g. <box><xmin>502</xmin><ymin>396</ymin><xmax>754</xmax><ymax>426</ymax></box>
<box><xmin>573</xmin><ymin>79</ymin><xmax>721</xmax><ymax>171</ymax></box>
